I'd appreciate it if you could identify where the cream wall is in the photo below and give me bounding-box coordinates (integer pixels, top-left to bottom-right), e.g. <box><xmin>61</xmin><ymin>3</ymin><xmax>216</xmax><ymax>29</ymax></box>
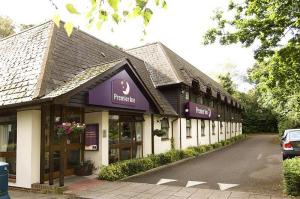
<box><xmin>153</xmin><ymin>116</ymin><xmax>172</xmax><ymax>154</ymax></box>
<box><xmin>181</xmin><ymin>118</ymin><xmax>198</xmax><ymax>149</ymax></box>
<box><xmin>199</xmin><ymin>120</ymin><xmax>210</xmax><ymax>145</ymax></box>
<box><xmin>219</xmin><ymin>121</ymin><xmax>226</xmax><ymax>141</ymax></box>
<box><xmin>14</xmin><ymin>110</ymin><xmax>41</xmax><ymax>188</ymax></box>
<box><xmin>210</xmin><ymin>121</ymin><xmax>218</xmax><ymax>144</ymax></box>
<box><xmin>84</xmin><ymin>111</ymin><xmax>109</xmax><ymax>172</ymax></box>
<box><xmin>143</xmin><ymin>114</ymin><xmax>152</xmax><ymax>156</ymax></box>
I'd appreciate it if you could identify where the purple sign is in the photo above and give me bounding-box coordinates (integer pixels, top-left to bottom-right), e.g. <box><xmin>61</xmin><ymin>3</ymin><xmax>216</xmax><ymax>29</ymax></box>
<box><xmin>85</xmin><ymin>124</ymin><xmax>99</xmax><ymax>151</ymax></box>
<box><xmin>88</xmin><ymin>70</ymin><xmax>150</xmax><ymax>111</ymax></box>
<box><xmin>112</xmin><ymin>79</ymin><xmax>136</xmax><ymax>106</ymax></box>
<box><xmin>185</xmin><ymin>102</ymin><xmax>216</xmax><ymax>119</ymax></box>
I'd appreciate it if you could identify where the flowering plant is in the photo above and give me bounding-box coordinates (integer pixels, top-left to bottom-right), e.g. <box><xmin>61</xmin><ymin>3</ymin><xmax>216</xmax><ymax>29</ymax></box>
<box><xmin>57</xmin><ymin>122</ymin><xmax>85</xmax><ymax>137</ymax></box>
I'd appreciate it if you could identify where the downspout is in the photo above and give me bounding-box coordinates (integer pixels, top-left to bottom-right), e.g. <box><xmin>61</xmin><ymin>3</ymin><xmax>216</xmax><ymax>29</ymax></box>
<box><xmin>197</xmin><ymin>119</ymin><xmax>199</xmax><ymax>146</ymax></box>
<box><xmin>151</xmin><ymin>114</ymin><xmax>154</xmax><ymax>154</ymax></box>
<box><xmin>178</xmin><ymin>86</ymin><xmax>182</xmax><ymax>149</ymax></box>
<box><xmin>171</xmin><ymin>118</ymin><xmax>179</xmax><ymax>150</ymax></box>
<box><xmin>209</xmin><ymin>120</ymin><xmax>211</xmax><ymax>145</ymax></box>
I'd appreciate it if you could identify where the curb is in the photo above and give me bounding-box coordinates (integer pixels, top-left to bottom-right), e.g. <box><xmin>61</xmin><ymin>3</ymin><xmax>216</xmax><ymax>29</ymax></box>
<box><xmin>121</xmin><ymin>136</ymin><xmax>248</xmax><ymax>181</ymax></box>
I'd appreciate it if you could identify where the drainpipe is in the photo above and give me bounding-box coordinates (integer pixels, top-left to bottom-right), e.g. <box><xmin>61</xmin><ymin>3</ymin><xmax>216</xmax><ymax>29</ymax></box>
<box><xmin>197</xmin><ymin>119</ymin><xmax>199</xmax><ymax>146</ymax></box>
<box><xmin>209</xmin><ymin>120</ymin><xmax>211</xmax><ymax>145</ymax></box>
<box><xmin>151</xmin><ymin>114</ymin><xmax>154</xmax><ymax>154</ymax></box>
<box><xmin>171</xmin><ymin>118</ymin><xmax>179</xmax><ymax>150</ymax></box>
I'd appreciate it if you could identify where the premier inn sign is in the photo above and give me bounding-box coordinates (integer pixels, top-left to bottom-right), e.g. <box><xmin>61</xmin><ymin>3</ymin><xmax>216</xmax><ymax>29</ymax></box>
<box><xmin>112</xmin><ymin>79</ymin><xmax>136</xmax><ymax>106</ymax></box>
<box><xmin>185</xmin><ymin>102</ymin><xmax>216</xmax><ymax>119</ymax></box>
<box><xmin>88</xmin><ymin>70</ymin><xmax>150</xmax><ymax>111</ymax></box>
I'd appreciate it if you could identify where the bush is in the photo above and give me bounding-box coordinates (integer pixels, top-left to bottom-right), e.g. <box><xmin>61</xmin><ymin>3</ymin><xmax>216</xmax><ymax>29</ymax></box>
<box><xmin>283</xmin><ymin>158</ymin><xmax>300</xmax><ymax>196</ymax></box>
<box><xmin>99</xmin><ymin>134</ymin><xmax>247</xmax><ymax>181</ymax></box>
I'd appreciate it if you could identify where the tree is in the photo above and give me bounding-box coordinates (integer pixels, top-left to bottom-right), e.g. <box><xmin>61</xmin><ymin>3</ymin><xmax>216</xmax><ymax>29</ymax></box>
<box><xmin>204</xmin><ymin>0</ymin><xmax>300</xmax><ymax>133</ymax></box>
<box><xmin>218</xmin><ymin>72</ymin><xmax>236</xmax><ymax>95</ymax></box>
<box><xmin>0</xmin><ymin>16</ymin><xmax>14</xmax><ymax>38</ymax></box>
<box><xmin>203</xmin><ymin>0</ymin><xmax>300</xmax><ymax>60</ymax></box>
<box><xmin>51</xmin><ymin>0</ymin><xmax>168</xmax><ymax>36</ymax></box>
<box><xmin>20</xmin><ymin>24</ymin><xmax>34</xmax><ymax>31</ymax></box>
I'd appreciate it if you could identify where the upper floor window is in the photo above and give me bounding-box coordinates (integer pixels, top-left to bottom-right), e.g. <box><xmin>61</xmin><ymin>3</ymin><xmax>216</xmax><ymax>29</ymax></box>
<box><xmin>197</xmin><ymin>96</ymin><xmax>203</xmax><ymax>105</ymax></box>
<box><xmin>185</xmin><ymin>89</ymin><xmax>190</xmax><ymax>100</ymax></box>
<box><xmin>186</xmin><ymin>119</ymin><xmax>191</xmax><ymax>138</ymax></box>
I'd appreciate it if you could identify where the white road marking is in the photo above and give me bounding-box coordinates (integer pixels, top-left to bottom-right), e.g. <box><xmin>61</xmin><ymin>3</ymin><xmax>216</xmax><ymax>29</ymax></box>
<box><xmin>185</xmin><ymin>181</ymin><xmax>206</xmax><ymax>187</ymax></box>
<box><xmin>217</xmin><ymin>183</ymin><xmax>239</xmax><ymax>191</ymax></box>
<box><xmin>156</xmin><ymin>178</ymin><xmax>177</xmax><ymax>185</ymax></box>
<box><xmin>257</xmin><ymin>153</ymin><xmax>262</xmax><ymax>160</ymax></box>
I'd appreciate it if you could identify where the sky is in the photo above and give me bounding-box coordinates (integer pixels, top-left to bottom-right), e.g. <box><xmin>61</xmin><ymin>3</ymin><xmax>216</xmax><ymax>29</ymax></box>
<box><xmin>0</xmin><ymin>0</ymin><xmax>255</xmax><ymax>92</ymax></box>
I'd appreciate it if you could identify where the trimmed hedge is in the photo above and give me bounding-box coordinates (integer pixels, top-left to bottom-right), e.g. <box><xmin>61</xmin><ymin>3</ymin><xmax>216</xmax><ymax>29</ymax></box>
<box><xmin>99</xmin><ymin>134</ymin><xmax>246</xmax><ymax>181</ymax></box>
<box><xmin>283</xmin><ymin>158</ymin><xmax>300</xmax><ymax>196</ymax></box>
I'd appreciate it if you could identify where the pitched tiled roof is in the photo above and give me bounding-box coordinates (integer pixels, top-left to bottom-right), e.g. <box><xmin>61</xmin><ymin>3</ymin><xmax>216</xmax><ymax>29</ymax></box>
<box><xmin>127</xmin><ymin>42</ymin><xmax>237</xmax><ymax>105</ymax></box>
<box><xmin>0</xmin><ymin>22</ymin><xmax>53</xmax><ymax>106</ymax></box>
<box><xmin>43</xmin><ymin>60</ymin><xmax>122</xmax><ymax>99</ymax></box>
<box><xmin>0</xmin><ymin>21</ymin><xmax>177</xmax><ymax>115</ymax></box>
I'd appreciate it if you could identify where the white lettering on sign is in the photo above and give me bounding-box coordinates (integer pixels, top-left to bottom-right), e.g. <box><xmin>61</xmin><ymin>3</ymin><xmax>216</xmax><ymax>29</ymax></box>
<box><xmin>113</xmin><ymin>93</ymin><xmax>136</xmax><ymax>103</ymax></box>
<box><xmin>196</xmin><ymin>106</ymin><xmax>211</xmax><ymax>117</ymax></box>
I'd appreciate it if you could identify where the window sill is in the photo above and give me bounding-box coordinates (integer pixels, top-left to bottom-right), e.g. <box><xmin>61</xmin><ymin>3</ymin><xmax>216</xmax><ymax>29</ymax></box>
<box><xmin>201</xmin><ymin>134</ymin><xmax>205</xmax><ymax>137</ymax></box>
<box><xmin>186</xmin><ymin>136</ymin><xmax>192</xmax><ymax>139</ymax></box>
<box><xmin>161</xmin><ymin>138</ymin><xmax>170</xmax><ymax>141</ymax></box>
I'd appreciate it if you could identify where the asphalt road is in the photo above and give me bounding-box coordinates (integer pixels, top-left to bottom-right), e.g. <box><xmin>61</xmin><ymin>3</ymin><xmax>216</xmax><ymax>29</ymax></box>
<box><xmin>125</xmin><ymin>134</ymin><xmax>283</xmax><ymax>196</ymax></box>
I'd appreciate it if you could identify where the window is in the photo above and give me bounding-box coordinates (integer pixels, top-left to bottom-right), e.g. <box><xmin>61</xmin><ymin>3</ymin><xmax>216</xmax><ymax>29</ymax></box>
<box><xmin>201</xmin><ymin>120</ymin><xmax>205</xmax><ymax>136</ymax></box>
<box><xmin>0</xmin><ymin>114</ymin><xmax>17</xmax><ymax>179</ymax></box>
<box><xmin>220</xmin><ymin>122</ymin><xmax>223</xmax><ymax>134</ymax></box>
<box><xmin>209</xmin><ymin>100</ymin><xmax>214</xmax><ymax>108</ymax></box>
<box><xmin>185</xmin><ymin>89</ymin><xmax>190</xmax><ymax>100</ymax></box>
<box><xmin>186</xmin><ymin>119</ymin><xmax>191</xmax><ymax>138</ymax></box>
<box><xmin>161</xmin><ymin>118</ymin><xmax>169</xmax><ymax>139</ymax></box>
<box><xmin>197</xmin><ymin>96</ymin><xmax>203</xmax><ymax>105</ymax></box>
<box><xmin>212</xmin><ymin>121</ymin><xmax>215</xmax><ymax>135</ymax></box>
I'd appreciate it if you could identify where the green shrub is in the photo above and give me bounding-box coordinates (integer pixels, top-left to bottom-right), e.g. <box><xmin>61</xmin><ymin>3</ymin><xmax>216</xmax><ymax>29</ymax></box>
<box><xmin>212</xmin><ymin>142</ymin><xmax>222</xmax><ymax>149</ymax></box>
<box><xmin>184</xmin><ymin>148</ymin><xmax>198</xmax><ymax>157</ymax></box>
<box><xmin>205</xmin><ymin>145</ymin><xmax>213</xmax><ymax>151</ymax></box>
<box><xmin>220</xmin><ymin>140</ymin><xmax>226</xmax><ymax>146</ymax></box>
<box><xmin>283</xmin><ymin>158</ymin><xmax>300</xmax><ymax>196</ymax></box>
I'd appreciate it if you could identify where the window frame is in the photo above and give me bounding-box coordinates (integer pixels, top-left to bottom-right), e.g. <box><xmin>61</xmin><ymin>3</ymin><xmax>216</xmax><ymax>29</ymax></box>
<box><xmin>161</xmin><ymin>118</ymin><xmax>170</xmax><ymax>139</ymax></box>
<box><xmin>201</xmin><ymin>120</ymin><xmax>205</xmax><ymax>136</ymax></box>
<box><xmin>186</xmin><ymin>119</ymin><xmax>192</xmax><ymax>138</ymax></box>
<box><xmin>0</xmin><ymin>114</ymin><xmax>17</xmax><ymax>180</ymax></box>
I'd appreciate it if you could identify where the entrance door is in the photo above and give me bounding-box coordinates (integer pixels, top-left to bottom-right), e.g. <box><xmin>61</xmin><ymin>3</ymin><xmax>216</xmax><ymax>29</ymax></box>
<box><xmin>109</xmin><ymin>114</ymin><xmax>143</xmax><ymax>164</ymax></box>
<box><xmin>42</xmin><ymin>105</ymin><xmax>84</xmax><ymax>181</ymax></box>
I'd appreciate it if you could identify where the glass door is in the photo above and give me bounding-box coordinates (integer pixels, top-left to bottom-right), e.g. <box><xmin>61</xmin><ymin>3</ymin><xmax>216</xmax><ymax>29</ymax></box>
<box><xmin>109</xmin><ymin>114</ymin><xmax>143</xmax><ymax>164</ymax></box>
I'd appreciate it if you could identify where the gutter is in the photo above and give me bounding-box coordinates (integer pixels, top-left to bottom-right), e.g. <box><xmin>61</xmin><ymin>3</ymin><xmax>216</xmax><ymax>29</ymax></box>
<box><xmin>171</xmin><ymin>117</ymin><xmax>179</xmax><ymax>149</ymax></box>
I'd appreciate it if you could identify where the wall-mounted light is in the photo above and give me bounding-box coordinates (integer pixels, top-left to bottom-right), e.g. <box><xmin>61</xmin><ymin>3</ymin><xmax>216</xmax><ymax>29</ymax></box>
<box><xmin>217</xmin><ymin>114</ymin><xmax>221</xmax><ymax>118</ymax></box>
<box><xmin>185</xmin><ymin>109</ymin><xmax>189</xmax><ymax>113</ymax></box>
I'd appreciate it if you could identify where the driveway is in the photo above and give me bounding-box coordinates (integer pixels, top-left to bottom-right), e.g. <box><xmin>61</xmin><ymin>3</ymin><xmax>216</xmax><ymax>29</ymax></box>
<box><xmin>125</xmin><ymin>134</ymin><xmax>283</xmax><ymax>196</ymax></box>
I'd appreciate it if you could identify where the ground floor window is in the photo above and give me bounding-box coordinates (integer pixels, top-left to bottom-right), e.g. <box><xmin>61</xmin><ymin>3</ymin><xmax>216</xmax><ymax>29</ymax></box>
<box><xmin>109</xmin><ymin>114</ymin><xmax>143</xmax><ymax>164</ymax></box>
<box><xmin>186</xmin><ymin>119</ymin><xmax>191</xmax><ymax>138</ymax></box>
<box><xmin>0</xmin><ymin>114</ymin><xmax>17</xmax><ymax>180</ymax></box>
<box><xmin>212</xmin><ymin>121</ymin><xmax>215</xmax><ymax>135</ymax></box>
<box><xmin>220</xmin><ymin>122</ymin><xmax>223</xmax><ymax>134</ymax></box>
<box><xmin>201</xmin><ymin>120</ymin><xmax>205</xmax><ymax>136</ymax></box>
<box><xmin>160</xmin><ymin>117</ymin><xmax>169</xmax><ymax>139</ymax></box>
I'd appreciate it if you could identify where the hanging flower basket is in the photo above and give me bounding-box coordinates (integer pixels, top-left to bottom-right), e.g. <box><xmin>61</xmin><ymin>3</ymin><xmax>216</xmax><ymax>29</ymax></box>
<box><xmin>57</xmin><ymin>122</ymin><xmax>86</xmax><ymax>137</ymax></box>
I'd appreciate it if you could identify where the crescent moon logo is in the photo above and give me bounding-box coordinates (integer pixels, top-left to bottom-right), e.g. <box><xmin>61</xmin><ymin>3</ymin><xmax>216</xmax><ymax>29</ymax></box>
<box><xmin>122</xmin><ymin>81</ymin><xmax>130</xmax><ymax>95</ymax></box>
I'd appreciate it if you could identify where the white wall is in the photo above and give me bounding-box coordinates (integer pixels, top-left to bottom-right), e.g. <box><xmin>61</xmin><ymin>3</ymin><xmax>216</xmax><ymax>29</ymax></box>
<box><xmin>153</xmin><ymin>116</ymin><xmax>171</xmax><ymax>154</ymax></box>
<box><xmin>181</xmin><ymin>118</ymin><xmax>198</xmax><ymax>149</ymax></box>
<box><xmin>210</xmin><ymin>121</ymin><xmax>218</xmax><ymax>144</ymax></box>
<box><xmin>84</xmin><ymin>111</ymin><xmax>109</xmax><ymax>172</ymax></box>
<box><xmin>143</xmin><ymin>114</ymin><xmax>152</xmax><ymax>156</ymax></box>
<box><xmin>219</xmin><ymin>121</ymin><xmax>226</xmax><ymax>141</ymax></box>
<box><xmin>14</xmin><ymin>110</ymin><xmax>41</xmax><ymax>188</ymax></box>
<box><xmin>199</xmin><ymin>120</ymin><xmax>210</xmax><ymax>145</ymax></box>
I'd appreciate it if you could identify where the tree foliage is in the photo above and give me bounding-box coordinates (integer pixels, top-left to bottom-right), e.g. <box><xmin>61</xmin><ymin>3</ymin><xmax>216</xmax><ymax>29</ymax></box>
<box><xmin>218</xmin><ymin>74</ymin><xmax>278</xmax><ymax>133</ymax></box>
<box><xmin>0</xmin><ymin>16</ymin><xmax>15</xmax><ymax>38</ymax></box>
<box><xmin>218</xmin><ymin>72</ymin><xmax>236</xmax><ymax>95</ymax></box>
<box><xmin>52</xmin><ymin>0</ymin><xmax>168</xmax><ymax>36</ymax></box>
<box><xmin>206</xmin><ymin>0</ymin><xmax>300</xmax><ymax>133</ymax></box>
